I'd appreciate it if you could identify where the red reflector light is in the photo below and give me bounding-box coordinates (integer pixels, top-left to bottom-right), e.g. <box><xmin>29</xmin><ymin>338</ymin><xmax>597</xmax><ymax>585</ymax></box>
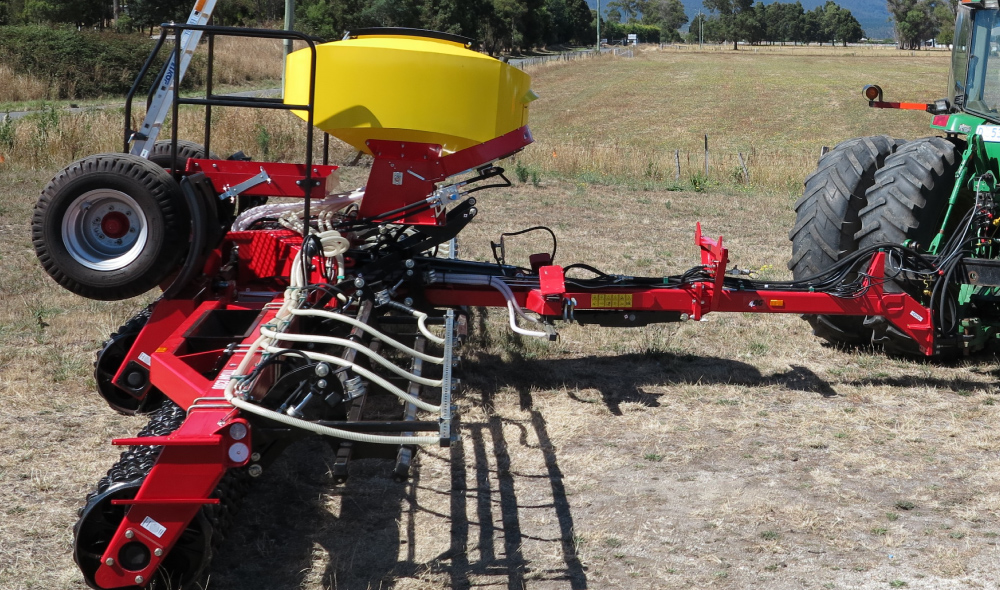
<box><xmin>932</xmin><ymin>115</ymin><xmax>950</xmax><ymax>127</ymax></box>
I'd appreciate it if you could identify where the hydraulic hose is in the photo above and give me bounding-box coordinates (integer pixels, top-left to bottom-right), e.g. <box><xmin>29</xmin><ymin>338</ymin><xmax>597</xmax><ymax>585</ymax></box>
<box><xmin>440</xmin><ymin>273</ymin><xmax>548</xmax><ymax>338</ymax></box>
<box><xmin>290</xmin><ymin>308</ymin><xmax>445</xmax><ymax>363</ymax></box>
<box><xmin>259</xmin><ymin>325</ymin><xmax>443</xmax><ymax>387</ymax></box>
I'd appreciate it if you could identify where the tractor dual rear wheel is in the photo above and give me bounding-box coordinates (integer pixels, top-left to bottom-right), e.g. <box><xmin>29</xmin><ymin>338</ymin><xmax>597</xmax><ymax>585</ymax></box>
<box><xmin>788</xmin><ymin>135</ymin><xmax>901</xmax><ymax>346</ymax></box>
<box><xmin>857</xmin><ymin>135</ymin><xmax>963</xmax><ymax>356</ymax></box>
<box><xmin>31</xmin><ymin>154</ymin><xmax>189</xmax><ymax>300</ymax></box>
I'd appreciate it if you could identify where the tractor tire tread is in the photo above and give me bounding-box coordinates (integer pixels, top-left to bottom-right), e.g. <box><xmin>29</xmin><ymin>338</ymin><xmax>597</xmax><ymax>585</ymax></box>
<box><xmin>788</xmin><ymin>135</ymin><xmax>900</xmax><ymax>346</ymax></box>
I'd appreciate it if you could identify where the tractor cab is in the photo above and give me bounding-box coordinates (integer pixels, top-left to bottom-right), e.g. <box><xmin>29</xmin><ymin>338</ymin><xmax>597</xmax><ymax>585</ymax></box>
<box><xmin>950</xmin><ymin>0</ymin><xmax>1000</xmax><ymax>120</ymax></box>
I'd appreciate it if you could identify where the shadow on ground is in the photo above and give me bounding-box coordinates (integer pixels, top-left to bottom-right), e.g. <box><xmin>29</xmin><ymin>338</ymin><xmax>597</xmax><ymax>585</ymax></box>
<box><xmin>206</xmin><ymin>391</ymin><xmax>589</xmax><ymax>589</ymax></box>
<box><xmin>202</xmin><ymin>345</ymin><xmax>998</xmax><ymax>589</ymax></box>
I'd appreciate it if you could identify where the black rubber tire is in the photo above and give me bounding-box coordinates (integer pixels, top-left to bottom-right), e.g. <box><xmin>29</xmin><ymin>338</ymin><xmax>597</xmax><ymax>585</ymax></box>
<box><xmin>31</xmin><ymin>153</ymin><xmax>190</xmax><ymax>300</ymax></box>
<box><xmin>148</xmin><ymin>139</ymin><xmax>219</xmax><ymax>172</ymax></box>
<box><xmin>857</xmin><ymin>136</ymin><xmax>962</xmax><ymax>356</ymax></box>
<box><xmin>788</xmin><ymin>135</ymin><xmax>901</xmax><ymax>346</ymax></box>
<box><xmin>94</xmin><ymin>307</ymin><xmax>164</xmax><ymax>415</ymax></box>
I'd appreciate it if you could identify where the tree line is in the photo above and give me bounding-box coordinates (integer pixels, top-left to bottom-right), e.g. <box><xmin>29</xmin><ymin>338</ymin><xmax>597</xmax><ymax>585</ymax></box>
<box><xmin>888</xmin><ymin>0</ymin><xmax>958</xmax><ymax>50</ymax></box>
<box><xmin>693</xmin><ymin>1</ymin><xmax>864</xmax><ymax>49</ymax></box>
<box><xmin>0</xmin><ymin>0</ymin><xmax>965</xmax><ymax>53</ymax></box>
<box><xmin>0</xmin><ymin>0</ymin><xmax>600</xmax><ymax>54</ymax></box>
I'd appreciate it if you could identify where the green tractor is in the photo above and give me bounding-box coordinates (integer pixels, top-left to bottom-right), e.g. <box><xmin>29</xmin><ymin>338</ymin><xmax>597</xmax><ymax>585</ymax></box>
<box><xmin>790</xmin><ymin>0</ymin><xmax>1000</xmax><ymax>357</ymax></box>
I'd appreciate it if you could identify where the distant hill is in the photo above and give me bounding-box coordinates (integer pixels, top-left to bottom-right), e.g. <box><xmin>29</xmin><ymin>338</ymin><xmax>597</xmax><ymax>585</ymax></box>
<box><xmin>587</xmin><ymin>1</ymin><xmax>894</xmax><ymax>40</ymax></box>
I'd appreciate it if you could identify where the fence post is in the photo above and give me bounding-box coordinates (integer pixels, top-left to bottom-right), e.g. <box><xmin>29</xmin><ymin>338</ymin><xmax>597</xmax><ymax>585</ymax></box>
<box><xmin>738</xmin><ymin>152</ymin><xmax>749</xmax><ymax>184</ymax></box>
<box><xmin>704</xmin><ymin>134</ymin><xmax>709</xmax><ymax>177</ymax></box>
<box><xmin>675</xmin><ymin>149</ymin><xmax>681</xmax><ymax>181</ymax></box>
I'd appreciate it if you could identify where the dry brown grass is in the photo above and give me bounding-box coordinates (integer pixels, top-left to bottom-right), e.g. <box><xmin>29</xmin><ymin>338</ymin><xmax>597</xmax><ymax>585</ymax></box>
<box><xmin>0</xmin><ymin>107</ymin><xmax>359</xmax><ymax>170</ymax></box>
<box><xmin>3</xmin><ymin>176</ymin><xmax>1000</xmax><ymax>589</ymax></box>
<box><xmin>0</xmin><ymin>32</ymin><xmax>283</xmax><ymax>108</ymax></box>
<box><xmin>519</xmin><ymin>45</ymin><xmax>949</xmax><ymax>192</ymax></box>
<box><xmin>0</xmin><ymin>64</ymin><xmax>50</xmax><ymax>103</ymax></box>
<box><xmin>206</xmin><ymin>35</ymin><xmax>284</xmax><ymax>86</ymax></box>
<box><xmin>1</xmin><ymin>44</ymin><xmax>997</xmax><ymax>590</ymax></box>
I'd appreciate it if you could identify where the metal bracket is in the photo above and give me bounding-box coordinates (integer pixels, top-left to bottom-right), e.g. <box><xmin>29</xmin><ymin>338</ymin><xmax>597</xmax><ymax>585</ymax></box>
<box><xmin>439</xmin><ymin>309</ymin><xmax>455</xmax><ymax>446</ymax></box>
<box><xmin>219</xmin><ymin>167</ymin><xmax>272</xmax><ymax>200</ymax></box>
<box><xmin>343</xmin><ymin>376</ymin><xmax>367</xmax><ymax>400</ymax></box>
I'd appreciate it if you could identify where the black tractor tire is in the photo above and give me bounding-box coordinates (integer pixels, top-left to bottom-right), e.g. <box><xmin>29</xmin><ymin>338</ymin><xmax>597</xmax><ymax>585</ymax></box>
<box><xmin>31</xmin><ymin>153</ymin><xmax>190</xmax><ymax>301</ymax></box>
<box><xmin>148</xmin><ymin>139</ymin><xmax>219</xmax><ymax>172</ymax></box>
<box><xmin>857</xmin><ymin>136</ymin><xmax>962</xmax><ymax>356</ymax></box>
<box><xmin>788</xmin><ymin>135</ymin><xmax>901</xmax><ymax>346</ymax></box>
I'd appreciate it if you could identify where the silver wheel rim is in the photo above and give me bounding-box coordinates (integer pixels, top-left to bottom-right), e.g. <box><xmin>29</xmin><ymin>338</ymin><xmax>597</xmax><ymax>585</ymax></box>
<box><xmin>61</xmin><ymin>189</ymin><xmax>149</xmax><ymax>271</ymax></box>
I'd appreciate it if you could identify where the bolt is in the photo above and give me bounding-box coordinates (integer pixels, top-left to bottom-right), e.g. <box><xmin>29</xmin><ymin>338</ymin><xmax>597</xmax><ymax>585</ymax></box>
<box><xmin>248</xmin><ymin>464</ymin><xmax>263</xmax><ymax>477</ymax></box>
<box><xmin>124</xmin><ymin>529</ymin><xmax>134</xmax><ymax>539</ymax></box>
<box><xmin>317</xmin><ymin>379</ymin><xmax>328</xmax><ymax>389</ymax></box>
<box><xmin>315</xmin><ymin>363</ymin><xmax>330</xmax><ymax>377</ymax></box>
<box><xmin>251</xmin><ymin>452</ymin><xmax>261</xmax><ymax>462</ymax></box>
<box><xmin>135</xmin><ymin>576</ymin><xmax>144</xmax><ymax>585</ymax></box>
<box><xmin>154</xmin><ymin>548</ymin><xmax>163</xmax><ymax>557</ymax></box>
<box><xmin>406</xmin><ymin>270</ymin><xmax>414</xmax><ymax>277</ymax></box>
<box><xmin>354</xmin><ymin>277</ymin><xmax>365</xmax><ymax>288</ymax></box>
<box><xmin>404</xmin><ymin>259</ymin><xmax>415</xmax><ymax>269</ymax></box>
<box><xmin>105</xmin><ymin>557</ymin><xmax>115</xmax><ymax>566</ymax></box>
<box><xmin>403</xmin><ymin>297</ymin><xmax>414</xmax><ymax>306</ymax></box>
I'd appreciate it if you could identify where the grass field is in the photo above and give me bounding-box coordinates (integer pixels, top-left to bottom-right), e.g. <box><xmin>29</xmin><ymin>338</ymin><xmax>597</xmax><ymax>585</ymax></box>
<box><xmin>518</xmin><ymin>45</ymin><xmax>949</xmax><ymax>192</ymax></box>
<box><xmin>4</xmin><ymin>44</ymin><xmax>999</xmax><ymax>590</ymax></box>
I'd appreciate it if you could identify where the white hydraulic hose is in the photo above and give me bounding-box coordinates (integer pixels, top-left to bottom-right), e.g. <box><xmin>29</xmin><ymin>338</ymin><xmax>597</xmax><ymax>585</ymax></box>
<box><xmin>231</xmin><ymin>189</ymin><xmax>364</xmax><ymax>231</ymax></box>
<box><xmin>259</xmin><ymin>326</ymin><xmax>442</xmax><ymax>387</ymax></box>
<box><xmin>417</xmin><ymin>312</ymin><xmax>445</xmax><ymax>343</ymax></box>
<box><xmin>290</xmin><ymin>308</ymin><xmax>444</xmax><ymax>363</ymax></box>
<box><xmin>505</xmin><ymin>301</ymin><xmax>548</xmax><ymax>338</ymax></box>
<box><xmin>440</xmin><ymin>273</ymin><xmax>548</xmax><ymax>337</ymax></box>
<box><xmin>219</xmin><ymin>207</ymin><xmax>446</xmax><ymax>445</ymax></box>
<box><xmin>385</xmin><ymin>302</ymin><xmax>445</xmax><ymax>344</ymax></box>
<box><xmin>225</xmin><ymin>385</ymin><xmax>440</xmax><ymax>445</ymax></box>
<box><xmin>223</xmin><ymin>331</ymin><xmax>441</xmax><ymax>445</ymax></box>
<box><xmin>261</xmin><ymin>345</ymin><xmax>439</xmax><ymax>412</ymax></box>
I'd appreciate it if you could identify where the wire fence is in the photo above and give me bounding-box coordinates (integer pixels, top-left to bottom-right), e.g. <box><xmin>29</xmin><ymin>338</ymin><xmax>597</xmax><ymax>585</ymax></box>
<box><xmin>511</xmin><ymin>47</ymin><xmax>633</xmax><ymax>70</ymax></box>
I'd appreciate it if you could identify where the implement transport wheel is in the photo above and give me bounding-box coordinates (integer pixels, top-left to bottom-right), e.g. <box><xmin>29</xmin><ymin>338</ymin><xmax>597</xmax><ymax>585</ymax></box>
<box><xmin>31</xmin><ymin>153</ymin><xmax>189</xmax><ymax>300</ymax></box>
<box><xmin>788</xmin><ymin>135</ymin><xmax>901</xmax><ymax>346</ymax></box>
<box><xmin>857</xmin><ymin>136</ymin><xmax>963</xmax><ymax>356</ymax></box>
<box><xmin>148</xmin><ymin>139</ymin><xmax>219</xmax><ymax>172</ymax></box>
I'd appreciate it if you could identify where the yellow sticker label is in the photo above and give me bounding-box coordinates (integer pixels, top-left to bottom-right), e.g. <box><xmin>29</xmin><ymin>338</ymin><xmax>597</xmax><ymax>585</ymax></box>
<box><xmin>591</xmin><ymin>293</ymin><xmax>633</xmax><ymax>308</ymax></box>
<box><xmin>155</xmin><ymin>347</ymin><xmax>169</xmax><ymax>353</ymax></box>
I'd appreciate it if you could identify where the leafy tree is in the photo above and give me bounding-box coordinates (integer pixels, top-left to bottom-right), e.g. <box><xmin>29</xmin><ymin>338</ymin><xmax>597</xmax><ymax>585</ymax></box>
<box><xmin>824</xmin><ymin>2</ymin><xmax>863</xmax><ymax>46</ymax></box>
<box><xmin>702</xmin><ymin>0</ymin><xmax>753</xmax><ymax>50</ymax></box>
<box><xmin>935</xmin><ymin>0</ymin><xmax>959</xmax><ymax>46</ymax></box>
<box><xmin>888</xmin><ymin>0</ymin><xmax>941</xmax><ymax>49</ymax></box>
<box><xmin>607</xmin><ymin>0</ymin><xmax>641</xmax><ymax>22</ymax></box>
<box><xmin>647</xmin><ymin>0</ymin><xmax>687</xmax><ymax>42</ymax></box>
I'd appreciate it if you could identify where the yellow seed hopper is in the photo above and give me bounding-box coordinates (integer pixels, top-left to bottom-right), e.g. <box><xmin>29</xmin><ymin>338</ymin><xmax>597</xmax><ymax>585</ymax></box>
<box><xmin>283</xmin><ymin>29</ymin><xmax>536</xmax><ymax>155</ymax></box>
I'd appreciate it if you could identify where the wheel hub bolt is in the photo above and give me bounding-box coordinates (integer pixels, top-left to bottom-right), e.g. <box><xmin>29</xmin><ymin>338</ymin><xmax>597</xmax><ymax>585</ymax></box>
<box><xmin>124</xmin><ymin>529</ymin><xmax>134</xmax><ymax>539</ymax></box>
<box><xmin>135</xmin><ymin>575</ymin><xmax>144</xmax><ymax>584</ymax></box>
<box><xmin>105</xmin><ymin>557</ymin><xmax>114</xmax><ymax>566</ymax></box>
<box><xmin>153</xmin><ymin>548</ymin><xmax>163</xmax><ymax>557</ymax></box>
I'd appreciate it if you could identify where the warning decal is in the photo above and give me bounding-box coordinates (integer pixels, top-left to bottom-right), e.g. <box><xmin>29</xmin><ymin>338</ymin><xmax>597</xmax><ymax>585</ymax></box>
<box><xmin>591</xmin><ymin>293</ymin><xmax>633</xmax><ymax>308</ymax></box>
